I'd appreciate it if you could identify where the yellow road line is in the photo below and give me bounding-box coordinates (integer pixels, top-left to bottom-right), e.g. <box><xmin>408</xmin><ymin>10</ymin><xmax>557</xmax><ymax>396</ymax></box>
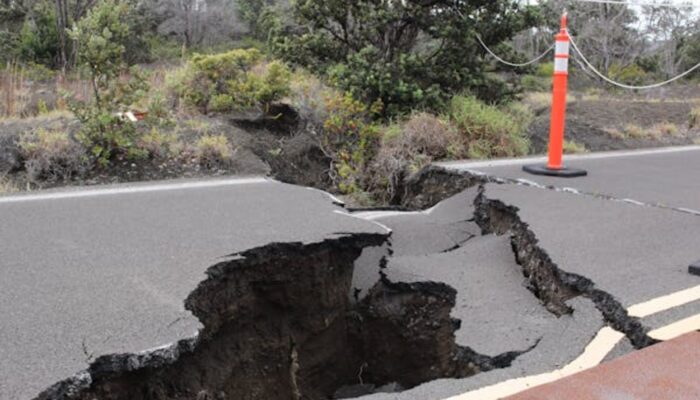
<box><xmin>443</xmin><ymin>328</ymin><xmax>625</xmax><ymax>400</ymax></box>
<box><xmin>628</xmin><ymin>285</ymin><xmax>700</xmax><ymax>318</ymax></box>
<box><xmin>648</xmin><ymin>314</ymin><xmax>700</xmax><ymax>341</ymax></box>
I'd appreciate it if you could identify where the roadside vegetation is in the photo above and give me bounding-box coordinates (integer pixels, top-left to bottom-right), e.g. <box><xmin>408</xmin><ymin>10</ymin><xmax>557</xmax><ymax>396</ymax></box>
<box><xmin>1</xmin><ymin>0</ymin><xmax>699</xmax><ymax>204</ymax></box>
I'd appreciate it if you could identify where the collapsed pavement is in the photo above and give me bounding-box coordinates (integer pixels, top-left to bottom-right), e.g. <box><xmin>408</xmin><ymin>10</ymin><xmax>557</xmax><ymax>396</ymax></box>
<box><xmin>4</xmin><ymin>158</ymin><xmax>700</xmax><ymax>400</ymax></box>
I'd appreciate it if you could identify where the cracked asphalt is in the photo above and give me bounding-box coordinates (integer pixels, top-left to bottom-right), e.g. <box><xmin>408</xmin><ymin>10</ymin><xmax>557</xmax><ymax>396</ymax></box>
<box><xmin>360</xmin><ymin>147</ymin><xmax>700</xmax><ymax>399</ymax></box>
<box><xmin>0</xmin><ymin>179</ymin><xmax>386</xmax><ymax>400</ymax></box>
<box><xmin>2</xmin><ymin>146</ymin><xmax>700</xmax><ymax>400</ymax></box>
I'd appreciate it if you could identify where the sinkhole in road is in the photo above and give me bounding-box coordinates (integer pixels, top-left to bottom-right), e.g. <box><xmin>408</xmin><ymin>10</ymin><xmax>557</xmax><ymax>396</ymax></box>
<box><xmin>38</xmin><ymin>233</ymin><xmax>527</xmax><ymax>400</ymax></box>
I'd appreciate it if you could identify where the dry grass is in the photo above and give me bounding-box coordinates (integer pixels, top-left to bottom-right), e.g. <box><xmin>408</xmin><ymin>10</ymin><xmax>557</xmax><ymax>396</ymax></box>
<box><xmin>608</xmin><ymin>122</ymin><xmax>682</xmax><ymax>140</ymax></box>
<box><xmin>195</xmin><ymin>134</ymin><xmax>234</xmax><ymax>168</ymax></box>
<box><xmin>689</xmin><ymin>107</ymin><xmax>700</xmax><ymax>129</ymax></box>
<box><xmin>563</xmin><ymin>140</ymin><xmax>588</xmax><ymax>154</ymax></box>
<box><xmin>0</xmin><ymin>175</ymin><xmax>17</xmax><ymax>194</ymax></box>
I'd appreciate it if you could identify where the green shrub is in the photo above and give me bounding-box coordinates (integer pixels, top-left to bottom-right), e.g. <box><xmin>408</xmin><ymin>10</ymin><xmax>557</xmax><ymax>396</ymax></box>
<box><xmin>563</xmin><ymin>140</ymin><xmax>588</xmax><ymax>154</ymax></box>
<box><xmin>137</xmin><ymin>127</ymin><xmax>182</xmax><ymax>159</ymax></box>
<box><xmin>321</xmin><ymin>92</ymin><xmax>382</xmax><ymax>194</ymax></box>
<box><xmin>536</xmin><ymin>62</ymin><xmax>554</xmax><ymax>78</ymax></box>
<box><xmin>368</xmin><ymin>113</ymin><xmax>461</xmax><ymax>203</ymax></box>
<box><xmin>195</xmin><ymin>134</ymin><xmax>233</xmax><ymax>168</ymax></box>
<box><xmin>689</xmin><ymin>107</ymin><xmax>700</xmax><ymax>129</ymax></box>
<box><xmin>446</xmin><ymin>95</ymin><xmax>529</xmax><ymax>159</ymax></box>
<box><xmin>608</xmin><ymin>63</ymin><xmax>647</xmax><ymax>85</ymax></box>
<box><xmin>521</xmin><ymin>75</ymin><xmax>549</xmax><ymax>92</ymax></box>
<box><xmin>170</xmin><ymin>48</ymin><xmax>291</xmax><ymax>113</ymax></box>
<box><xmin>19</xmin><ymin>129</ymin><xmax>88</xmax><ymax>182</ymax></box>
<box><xmin>209</xmin><ymin>94</ymin><xmax>236</xmax><ymax>112</ymax></box>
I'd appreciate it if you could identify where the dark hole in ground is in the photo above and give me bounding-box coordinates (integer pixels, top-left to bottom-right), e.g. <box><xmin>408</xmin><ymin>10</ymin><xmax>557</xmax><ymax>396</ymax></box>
<box><xmin>37</xmin><ymin>232</ymin><xmax>529</xmax><ymax>400</ymax></box>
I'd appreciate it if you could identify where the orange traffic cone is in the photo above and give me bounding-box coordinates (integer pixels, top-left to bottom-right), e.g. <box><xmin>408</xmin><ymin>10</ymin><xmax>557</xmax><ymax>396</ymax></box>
<box><xmin>523</xmin><ymin>12</ymin><xmax>587</xmax><ymax>178</ymax></box>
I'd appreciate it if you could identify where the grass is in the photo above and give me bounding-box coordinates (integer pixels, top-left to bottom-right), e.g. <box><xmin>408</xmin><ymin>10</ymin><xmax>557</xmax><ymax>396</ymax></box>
<box><xmin>0</xmin><ymin>175</ymin><xmax>17</xmax><ymax>194</ymax></box>
<box><xmin>607</xmin><ymin>122</ymin><xmax>682</xmax><ymax>140</ymax></box>
<box><xmin>689</xmin><ymin>107</ymin><xmax>700</xmax><ymax>129</ymax></box>
<box><xmin>563</xmin><ymin>140</ymin><xmax>588</xmax><ymax>154</ymax></box>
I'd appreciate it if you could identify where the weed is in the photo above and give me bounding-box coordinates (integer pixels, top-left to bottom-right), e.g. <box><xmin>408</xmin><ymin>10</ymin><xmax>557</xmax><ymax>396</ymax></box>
<box><xmin>563</xmin><ymin>140</ymin><xmax>588</xmax><ymax>154</ymax></box>
<box><xmin>19</xmin><ymin>128</ymin><xmax>88</xmax><ymax>182</ymax></box>
<box><xmin>0</xmin><ymin>175</ymin><xmax>17</xmax><ymax>194</ymax></box>
<box><xmin>689</xmin><ymin>107</ymin><xmax>700</xmax><ymax>129</ymax></box>
<box><xmin>654</xmin><ymin>122</ymin><xmax>680</xmax><ymax>137</ymax></box>
<box><xmin>195</xmin><ymin>134</ymin><xmax>233</xmax><ymax>168</ymax></box>
<box><xmin>137</xmin><ymin>127</ymin><xmax>182</xmax><ymax>159</ymax></box>
<box><xmin>446</xmin><ymin>95</ymin><xmax>529</xmax><ymax>159</ymax></box>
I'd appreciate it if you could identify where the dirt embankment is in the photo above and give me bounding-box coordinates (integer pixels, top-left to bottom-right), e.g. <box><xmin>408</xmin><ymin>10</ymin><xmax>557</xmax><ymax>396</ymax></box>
<box><xmin>527</xmin><ymin>88</ymin><xmax>700</xmax><ymax>154</ymax></box>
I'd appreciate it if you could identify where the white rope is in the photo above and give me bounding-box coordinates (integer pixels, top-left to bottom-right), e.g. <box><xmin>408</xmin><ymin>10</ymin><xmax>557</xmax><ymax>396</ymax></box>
<box><xmin>568</xmin><ymin>32</ymin><xmax>700</xmax><ymax>90</ymax></box>
<box><xmin>475</xmin><ymin>34</ymin><xmax>555</xmax><ymax>68</ymax></box>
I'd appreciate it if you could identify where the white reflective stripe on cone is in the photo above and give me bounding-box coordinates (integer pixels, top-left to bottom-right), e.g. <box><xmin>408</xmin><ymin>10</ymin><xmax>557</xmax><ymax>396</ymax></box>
<box><xmin>555</xmin><ymin>41</ymin><xmax>570</xmax><ymax>56</ymax></box>
<box><xmin>554</xmin><ymin>57</ymin><xmax>568</xmax><ymax>73</ymax></box>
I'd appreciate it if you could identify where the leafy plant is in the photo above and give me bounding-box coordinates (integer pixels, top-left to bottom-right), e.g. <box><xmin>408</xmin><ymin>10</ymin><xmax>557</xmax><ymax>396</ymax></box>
<box><xmin>276</xmin><ymin>0</ymin><xmax>539</xmax><ymax>116</ymax></box>
<box><xmin>67</xmin><ymin>0</ymin><xmax>149</xmax><ymax>166</ymax></box>
<box><xmin>195</xmin><ymin>134</ymin><xmax>233</xmax><ymax>168</ymax></box>
<box><xmin>446</xmin><ymin>95</ymin><xmax>529</xmax><ymax>159</ymax></box>
<box><xmin>169</xmin><ymin>49</ymin><xmax>291</xmax><ymax>113</ymax></box>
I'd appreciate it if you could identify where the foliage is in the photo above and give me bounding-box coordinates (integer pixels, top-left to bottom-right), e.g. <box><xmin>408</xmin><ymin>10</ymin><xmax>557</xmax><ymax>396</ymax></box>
<box><xmin>67</xmin><ymin>0</ymin><xmax>152</xmax><ymax>165</ymax></box>
<box><xmin>19</xmin><ymin>128</ymin><xmax>88</xmax><ymax>182</ymax></box>
<box><xmin>521</xmin><ymin>75</ymin><xmax>549</xmax><ymax>92</ymax></box>
<box><xmin>137</xmin><ymin>127</ymin><xmax>182</xmax><ymax>159</ymax></box>
<box><xmin>563</xmin><ymin>140</ymin><xmax>588</xmax><ymax>154</ymax></box>
<box><xmin>68</xmin><ymin>0</ymin><xmax>132</xmax><ymax>108</ymax></box>
<box><xmin>169</xmin><ymin>48</ymin><xmax>292</xmax><ymax>112</ymax></box>
<box><xmin>276</xmin><ymin>0</ymin><xmax>539</xmax><ymax>116</ymax></box>
<box><xmin>195</xmin><ymin>134</ymin><xmax>233</xmax><ymax>168</ymax></box>
<box><xmin>17</xmin><ymin>2</ymin><xmax>59</xmax><ymax>67</ymax></box>
<box><xmin>368</xmin><ymin>113</ymin><xmax>462</xmax><ymax>203</ymax></box>
<box><xmin>690</xmin><ymin>107</ymin><xmax>700</xmax><ymax>129</ymax></box>
<box><xmin>446</xmin><ymin>95</ymin><xmax>529</xmax><ymax>159</ymax></box>
<box><xmin>608</xmin><ymin>63</ymin><xmax>648</xmax><ymax>85</ymax></box>
<box><xmin>320</xmin><ymin>91</ymin><xmax>382</xmax><ymax>194</ymax></box>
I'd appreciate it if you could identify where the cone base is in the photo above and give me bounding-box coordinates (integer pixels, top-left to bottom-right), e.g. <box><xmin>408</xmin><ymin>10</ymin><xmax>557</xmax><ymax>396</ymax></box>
<box><xmin>522</xmin><ymin>164</ymin><xmax>587</xmax><ymax>178</ymax></box>
<box><xmin>689</xmin><ymin>261</ymin><xmax>700</xmax><ymax>277</ymax></box>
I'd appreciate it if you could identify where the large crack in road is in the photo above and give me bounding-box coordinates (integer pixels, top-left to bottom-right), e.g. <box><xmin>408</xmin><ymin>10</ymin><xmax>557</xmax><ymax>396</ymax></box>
<box><xmin>27</xmin><ymin>165</ymin><xmax>698</xmax><ymax>400</ymax></box>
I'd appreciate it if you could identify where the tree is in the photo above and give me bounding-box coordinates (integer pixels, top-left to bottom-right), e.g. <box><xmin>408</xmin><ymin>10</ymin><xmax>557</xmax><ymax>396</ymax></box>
<box><xmin>539</xmin><ymin>0</ymin><xmax>643</xmax><ymax>74</ymax></box>
<box><xmin>276</xmin><ymin>0</ymin><xmax>539</xmax><ymax>116</ymax></box>
<box><xmin>68</xmin><ymin>0</ymin><xmax>148</xmax><ymax>164</ymax></box>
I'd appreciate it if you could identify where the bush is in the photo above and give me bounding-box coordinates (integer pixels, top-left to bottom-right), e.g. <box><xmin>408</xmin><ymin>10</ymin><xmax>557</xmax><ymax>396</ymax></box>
<box><xmin>536</xmin><ymin>62</ymin><xmax>554</xmax><ymax>78</ymax></box>
<box><xmin>689</xmin><ymin>107</ymin><xmax>700</xmax><ymax>129</ymax></box>
<box><xmin>321</xmin><ymin>92</ymin><xmax>382</xmax><ymax>194</ymax></box>
<box><xmin>19</xmin><ymin>129</ymin><xmax>88</xmax><ymax>182</ymax></box>
<box><xmin>195</xmin><ymin>134</ymin><xmax>233</xmax><ymax>168</ymax></box>
<box><xmin>368</xmin><ymin>113</ymin><xmax>461</xmax><ymax>203</ymax></box>
<box><xmin>137</xmin><ymin>127</ymin><xmax>182</xmax><ymax>159</ymax></box>
<box><xmin>608</xmin><ymin>63</ymin><xmax>647</xmax><ymax>85</ymax></box>
<box><xmin>521</xmin><ymin>74</ymin><xmax>549</xmax><ymax>92</ymax></box>
<box><xmin>563</xmin><ymin>140</ymin><xmax>588</xmax><ymax>154</ymax></box>
<box><xmin>446</xmin><ymin>95</ymin><xmax>529</xmax><ymax>159</ymax></box>
<box><xmin>169</xmin><ymin>48</ymin><xmax>291</xmax><ymax>113</ymax></box>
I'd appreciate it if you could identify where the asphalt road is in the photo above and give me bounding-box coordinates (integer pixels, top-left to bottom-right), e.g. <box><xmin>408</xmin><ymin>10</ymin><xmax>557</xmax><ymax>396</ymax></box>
<box><xmin>0</xmin><ymin>178</ymin><xmax>386</xmax><ymax>400</ymax></box>
<box><xmin>438</xmin><ymin>145</ymin><xmax>700</xmax><ymax>213</ymax></box>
